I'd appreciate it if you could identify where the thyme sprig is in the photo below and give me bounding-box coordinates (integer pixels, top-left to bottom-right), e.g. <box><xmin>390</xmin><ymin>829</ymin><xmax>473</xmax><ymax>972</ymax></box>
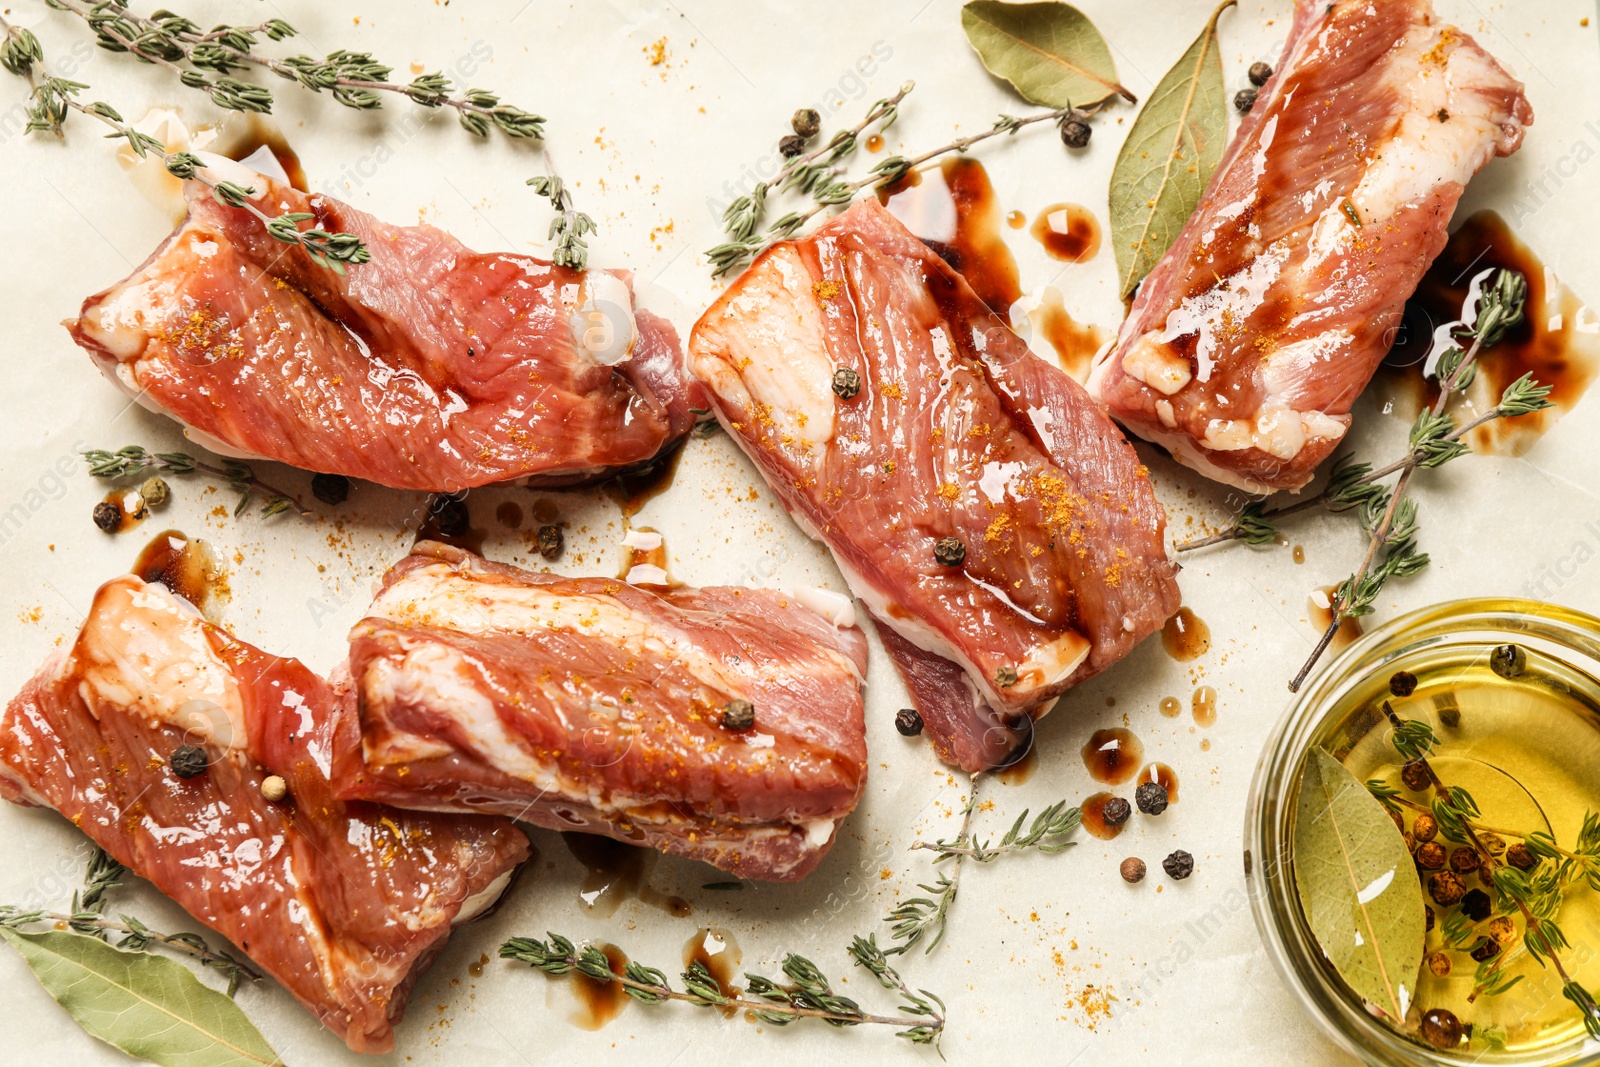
<box><xmin>1259</xmin><ymin>270</ymin><xmax>1541</xmax><ymax>692</ymax></box>
<box><xmin>1381</xmin><ymin>707</ymin><xmax>1600</xmax><ymax>1039</ymax></box>
<box><xmin>2</xmin><ymin>16</ymin><xmax>370</xmax><ymax>273</ymax></box>
<box><xmin>500</xmin><ymin>931</ymin><xmax>944</xmax><ymax>1046</ymax></box>
<box><xmin>706</xmin><ymin>94</ymin><xmax>1105</xmax><ymax>276</ymax></box>
<box><xmin>46</xmin><ymin>0</ymin><xmax>544</xmax><ymax>140</ymax></box>
<box><xmin>525</xmin><ymin>171</ymin><xmax>596</xmax><ymax>271</ymax></box>
<box><xmin>0</xmin><ymin>848</ymin><xmax>261</xmax><ymax>995</ymax></box>
<box><xmin>884</xmin><ymin>775</ymin><xmax>1081</xmax><ymax>955</ymax></box>
<box><xmin>83</xmin><ymin>446</ymin><xmax>309</xmax><ymax>519</ymax></box>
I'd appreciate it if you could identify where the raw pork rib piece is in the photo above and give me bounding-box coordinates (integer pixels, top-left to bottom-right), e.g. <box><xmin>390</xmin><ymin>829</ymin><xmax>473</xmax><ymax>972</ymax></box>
<box><xmin>687</xmin><ymin>199</ymin><xmax>1179</xmax><ymax>771</ymax></box>
<box><xmin>0</xmin><ymin>575</ymin><xmax>529</xmax><ymax>1054</ymax></box>
<box><xmin>69</xmin><ymin>167</ymin><xmax>699</xmax><ymax>491</ymax></box>
<box><xmin>1089</xmin><ymin>0</ymin><xmax>1532</xmax><ymax>493</ymax></box>
<box><xmin>333</xmin><ymin>542</ymin><xmax>869</xmax><ymax>881</ymax></box>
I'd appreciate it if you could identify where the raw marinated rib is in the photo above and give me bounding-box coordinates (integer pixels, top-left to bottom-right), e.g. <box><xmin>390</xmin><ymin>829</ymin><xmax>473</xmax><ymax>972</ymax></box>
<box><xmin>687</xmin><ymin>199</ymin><xmax>1179</xmax><ymax>771</ymax></box>
<box><xmin>333</xmin><ymin>542</ymin><xmax>869</xmax><ymax>882</ymax></box>
<box><xmin>1089</xmin><ymin>0</ymin><xmax>1532</xmax><ymax>493</ymax></box>
<box><xmin>0</xmin><ymin>575</ymin><xmax>529</xmax><ymax>1054</ymax></box>
<box><xmin>68</xmin><ymin>164</ymin><xmax>699</xmax><ymax>492</ymax></box>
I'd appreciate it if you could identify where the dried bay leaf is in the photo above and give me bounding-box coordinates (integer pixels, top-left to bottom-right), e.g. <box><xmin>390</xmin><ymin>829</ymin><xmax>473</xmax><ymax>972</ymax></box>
<box><xmin>1108</xmin><ymin>0</ymin><xmax>1234</xmax><ymax>299</ymax></box>
<box><xmin>960</xmin><ymin>2</ymin><xmax>1134</xmax><ymax>109</ymax></box>
<box><xmin>1292</xmin><ymin>748</ymin><xmax>1426</xmax><ymax>1023</ymax></box>
<box><xmin>0</xmin><ymin>928</ymin><xmax>281</xmax><ymax>1066</ymax></box>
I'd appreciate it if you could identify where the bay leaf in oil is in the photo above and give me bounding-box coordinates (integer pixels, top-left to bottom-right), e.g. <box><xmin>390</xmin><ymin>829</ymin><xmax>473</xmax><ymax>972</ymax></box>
<box><xmin>0</xmin><ymin>928</ymin><xmax>281</xmax><ymax>1066</ymax></box>
<box><xmin>1292</xmin><ymin>747</ymin><xmax>1426</xmax><ymax>1023</ymax></box>
<box><xmin>960</xmin><ymin>2</ymin><xmax>1134</xmax><ymax>109</ymax></box>
<box><xmin>1108</xmin><ymin>0</ymin><xmax>1234</xmax><ymax>299</ymax></box>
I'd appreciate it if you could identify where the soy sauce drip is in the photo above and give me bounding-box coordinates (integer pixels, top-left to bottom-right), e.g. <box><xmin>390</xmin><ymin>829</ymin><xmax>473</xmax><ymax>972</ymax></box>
<box><xmin>1080</xmin><ymin>791</ymin><xmax>1126</xmax><ymax>840</ymax></box>
<box><xmin>879</xmin><ymin>157</ymin><xmax>1021</xmax><ymax>316</ymax></box>
<box><xmin>1081</xmin><ymin>728</ymin><xmax>1144</xmax><ymax>785</ymax></box>
<box><xmin>571</xmin><ymin>943</ymin><xmax>630</xmax><ymax>1030</ymax></box>
<box><xmin>561</xmin><ymin>833</ymin><xmax>691</xmax><ymax>919</ymax></box>
<box><xmin>1161</xmin><ymin>608</ymin><xmax>1211</xmax><ymax>661</ymax></box>
<box><xmin>682</xmin><ymin>928</ymin><xmax>742</xmax><ymax>1017</ymax></box>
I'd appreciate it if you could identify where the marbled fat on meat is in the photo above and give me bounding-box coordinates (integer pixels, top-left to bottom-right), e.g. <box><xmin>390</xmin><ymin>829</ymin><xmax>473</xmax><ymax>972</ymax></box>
<box><xmin>688</xmin><ymin>199</ymin><xmax>1179</xmax><ymax>771</ymax></box>
<box><xmin>1090</xmin><ymin>0</ymin><xmax>1533</xmax><ymax>492</ymax></box>
<box><xmin>0</xmin><ymin>575</ymin><xmax>528</xmax><ymax>1054</ymax></box>
<box><xmin>334</xmin><ymin>543</ymin><xmax>869</xmax><ymax>881</ymax></box>
<box><xmin>68</xmin><ymin>165</ymin><xmax>700</xmax><ymax>491</ymax></box>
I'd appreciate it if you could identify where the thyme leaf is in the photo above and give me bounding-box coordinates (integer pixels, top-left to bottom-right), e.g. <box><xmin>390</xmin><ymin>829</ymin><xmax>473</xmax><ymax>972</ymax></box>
<box><xmin>500</xmin><ymin>931</ymin><xmax>945</xmax><ymax>1047</ymax></box>
<box><xmin>82</xmin><ymin>446</ymin><xmax>309</xmax><ymax>519</ymax></box>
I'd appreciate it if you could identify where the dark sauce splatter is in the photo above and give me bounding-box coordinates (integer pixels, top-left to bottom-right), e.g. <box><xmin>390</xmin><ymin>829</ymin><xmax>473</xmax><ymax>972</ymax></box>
<box><xmin>1081</xmin><ymin>728</ymin><xmax>1144</xmax><ymax>785</ymax></box>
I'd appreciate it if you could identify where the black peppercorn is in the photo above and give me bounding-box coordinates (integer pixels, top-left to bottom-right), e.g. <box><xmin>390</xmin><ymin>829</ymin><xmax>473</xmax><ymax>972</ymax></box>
<box><xmin>170</xmin><ymin>743</ymin><xmax>209</xmax><ymax>779</ymax></box>
<box><xmin>831</xmin><ymin>367</ymin><xmax>862</xmax><ymax>399</ymax></box>
<box><xmin>934</xmin><ymin>536</ymin><xmax>966</xmax><ymax>567</ymax></box>
<box><xmin>1424</xmin><ymin>906</ymin><xmax>1435</xmax><ymax>932</ymax></box>
<box><xmin>894</xmin><ymin>707</ymin><xmax>923</xmax><ymax>736</ymax></box>
<box><xmin>1428</xmin><ymin>870</ymin><xmax>1466</xmax><ymax>906</ymax></box>
<box><xmin>1415</xmin><ymin>841</ymin><xmax>1447</xmax><ymax>871</ymax></box>
<box><xmin>1248</xmin><ymin>61</ymin><xmax>1274</xmax><ymax>86</ymax></box>
<box><xmin>1400</xmin><ymin>759</ymin><xmax>1431</xmax><ymax>792</ymax></box>
<box><xmin>429</xmin><ymin>495</ymin><xmax>470</xmax><ymax>538</ymax></box>
<box><xmin>537</xmin><ymin>524</ymin><xmax>564</xmax><ymax>562</ymax></box>
<box><xmin>1505</xmin><ymin>842</ymin><xmax>1536</xmax><ymax>870</ymax></box>
<box><xmin>994</xmin><ymin>666</ymin><xmax>1018</xmax><ymax>688</ymax></box>
<box><xmin>1102</xmin><ymin>797</ymin><xmax>1131</xmax><ymax>826</ymax></box>
<box><xmin>721</xmin><ymin>698</ymin><xmax>756</xmax><ymax>732</ymax></box>
<box><xmin>791</xmin><ymin>108</ymin><xmax>821</xmax><ymax>138</ymax></box>
<box><xmin>778</xmin><ymin>133</ymin><xmax>806</xmax><ymax>158</ymax></box>
<box><xmin>1059</xmin><ymin>118</ymin><xmax>1091</xmax><ymax>148</ymax></box>
<box><xmin>92</xmin><ymin>500</ymin><xmax>122</xmax><ymax>533</ymax></box>
<box><xmin>1135</xmin><ymin>781</ymin><xmax>1169</xmax><ymax>816</ymax></box>
<box><xmin>1388</xmin><ymin>670</ymin><xmax>1418</xmax><ymax>697</ymax></box>
<box><xmin>1234</xmin><ymin>88</ymin><xmax>1257</xmax><ymax>114</ymax></box>
<box><xmin>1450</xmin><ymin>846</ymin><xmax>1480</xmax><ymax>874</ymax></box>
<box><xmin>1161</xmin><ymin>850</ymin><xmax>1194</xmax><ymax>880</ymax></box>
<box><xmin>1119</xmin><ymin>857</ymin><xmax>1145</xmax><ymax>883</ymax></box>
<box><xmin>1490</xmin><ymin>643</ymin><xmax>1526</xmax><ymax>678</ymax></box>
<box><xmin>1469</xmin><ymin>936</ymin><xmax>1501</xmax><ymax>963</ymax></box>
<box><xmin>1420</xmin><ymin>1008</ymin><xmax>1462</xmax><ymax>1050</ymax></box>
<box><xmin>1460</xmin><ymin>888</ymin><xmax>1492</xmax><ymax>922</ymax></box>
<box><xmin>311</xmin><ymin>473</ymin><xmax>350</xmax><ymax>506</ymax></box>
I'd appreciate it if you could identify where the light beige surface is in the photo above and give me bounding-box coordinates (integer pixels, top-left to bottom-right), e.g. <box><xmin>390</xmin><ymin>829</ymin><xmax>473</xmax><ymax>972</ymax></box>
<box><xmin>0</xmin><ymin>1</ymin><xmax>1596</xmax><ymax>1064</ymax></box>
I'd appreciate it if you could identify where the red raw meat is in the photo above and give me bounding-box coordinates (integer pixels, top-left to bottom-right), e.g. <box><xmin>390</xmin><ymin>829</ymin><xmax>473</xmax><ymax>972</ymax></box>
<box><xmin>333</xmin><ymin>542</ymin><xmax>869</xmax><ymax>881</ymax></box>
<box><xmin>0</xmin><ymin>575</ymin><xmax>529</xmax><ymax>1054</ymax></box>
<box><xmin>1090</xmin><ymin>0</ymin><xmax>1532</xmax><ymax>493</ymax></box>
<box><xmin>687</xmin><ymin>199</ymin><xmax>1179</xmax><ymax>771</ymax></box>
<box><xmin>68</xmin><ymin>167</ymin><xmax>701</xmax><ymax>491</ymax></box>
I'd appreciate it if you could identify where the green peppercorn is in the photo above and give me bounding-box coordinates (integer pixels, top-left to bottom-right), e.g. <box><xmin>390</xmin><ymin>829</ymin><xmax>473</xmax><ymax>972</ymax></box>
<box><xmin>994</xmin><ymin>665</ymin><xmax>1018</xmax><ymax>688</ymax></box>
<box><xmin>538</xmin><ymin>524</ymin><xmax>564</xmax><ymax>562</ymax></box>
<box><xmin>1248</xmin><ymin>61</ymin><xmax>1274</xmax><ymax>86</ymax></box>
<box><xmin>138</xmin><ymin>476</ymin><xmax>170</xmax><ymax>509</ymax></box>
<box><xmin>1388</xmin><ymin>670</ymin><xmax>1417</xmax><ymax>697</ymax></box>
<box><xmin>721</xmin><ymin>698</ymin><xmax>756</xmax><ymax>732</ymax></box>
<box><xmin>778</xmin><ymin>133</ymin><xmax>806</xmax><ymax>158</ymax></box>
<box><xmin>92</xmin><ymin>500</ymin><xmax>122</xmax><ymax>533</ymax></box>
<box><xmin>169</xmin><ymin>743</ymin><xmax>209</xmax><ymax>779</ymax></box>
<box><xmin>1234</xmin><ymin>88</ymin><xmax>1258</xmax><ymax>114</ymax></box>
<box><xmin>1490</xmin><ymin>643</ymin><xmax>1526</xmax><ymax>678</ymax></box>
<box><xmin>791</xmin><ymin>108</ymin><xmax>821</xmax><ymax>138</ymax></box>
<box><xmin>894</xmin><ymin>707</ymin><xmax>923</xmax><ymax>736</ymax></box>
<box><xmin>831</xmin><ymin>367</ymin><xmax>862</xmax><ymax>399</ymax></box>
<box><xmin>934</xmin><ymin>536</ymin><xmax>966</xmax><ymax>567</ymax></box>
